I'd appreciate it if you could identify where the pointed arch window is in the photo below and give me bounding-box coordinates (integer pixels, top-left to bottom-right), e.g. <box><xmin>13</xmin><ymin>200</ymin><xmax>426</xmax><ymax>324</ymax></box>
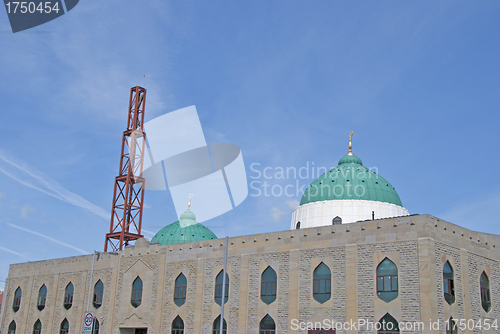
<box><xmin>446</xmin><ymin>317</ymin><xmax>457</xmax><ymax>334</ymax></box>
<box><xmin>259</xmin><ymin>314</ymin><xmax>276</xmax><ymax>334</ymax></box>
<box><xmin>8</xmin><ymin>321</ymin><xmax>16</xmax><ymax>334</ymax></box>
<box><xmin>33</xmin><ymin>320</ymin><xmax>42</xmax><ymax>334</ymax></box>
<box><xmin>93</xmin><ymin>319</ymin><xmax>99</xmax><ymax>334</ymax></box>
<box><xmin>93</xmin><ymin>280</ymin><xmax>103</xmax><ymax>309</ymax></box>
<box><xmin>214</xmin><ymin>271</ymin><xmax>229</xmax><ymax>305</ymax></box>
<box><xmin>296</xmin><ymin>222</ymin><xmax>301</xmax><ymax>229</ymax></box>
<box><xmin>171</xmin><ymin>316</ymin><xmax>184</xmax><ymax>334</ymax></box>
<box><xmin>64</xmin><ymin>283</ymin><xmax>73</xmax><ymax>310</ymax></box>
<box><xmin>131</xmin><ymin>277</ymin><xmax>143</xmax><ymax>308</ymax></box>
<box><xmin>38</xmin><ymin>285</ymin><xmax>47</xmax><ymax>311</ymax></box>
<box><xmin>13</xmin><ymin>287</ymin><xmax>22</xmax><ymax>312</ymax></box>
<box><xmin>313</xmin><ymin>262</ymin><xmax>331</xmax><ymax>303</ymax></box>
<box><xmin>212</xmin><ymin>315</ymin><xmax>227</xmax><ymax>334</ymax></box>
<box><xmin>480</xmin><ymin>271</ymin><xmax>491</xmax><ymax>312</ymax></box>
<box><xmin>377</xmin><ymin>258</ymin><xmax>398</xmax><ymax>302</ymax></box>
<box><xmin>378</xmin><ymin>313</ymin><xmax>399</xmax><ymax>334</ymax></box>
<box><xmin>332</xmin><ymin>216</ymin><xmax>342</xmax><ymax>225</ymax></box>
<box><xmin>174</xmin><ymin>273</ymin><xmax>187</xmax><ymax>307</ymax></box>
<box><xmin>261</xmin><ymin>266</ymin><xmax>277</xmax><ymax>305</ymax></box>
<box><xmin>443</xmin><ymin>261</ymin><xmax>455</xmax><ymax>305</ymax></box>
<box><xmin>60</xmin><ymin>319</ymin><xmax>69</xmax><ymax>334</ymax></box>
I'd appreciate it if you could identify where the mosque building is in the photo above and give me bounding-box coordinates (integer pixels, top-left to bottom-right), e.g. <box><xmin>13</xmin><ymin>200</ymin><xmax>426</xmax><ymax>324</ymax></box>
<box><xmin>0</xmin><ymin>136</ymin><xmax>498</xmax><ymax>334</ymax></box>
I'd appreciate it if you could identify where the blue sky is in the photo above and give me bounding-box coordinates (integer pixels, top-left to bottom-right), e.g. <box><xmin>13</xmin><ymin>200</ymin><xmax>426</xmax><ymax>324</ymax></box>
<box><xmin>1</xmin><ymin>0</ymin><xmax>499</xmax><ymax>285</ymax></box>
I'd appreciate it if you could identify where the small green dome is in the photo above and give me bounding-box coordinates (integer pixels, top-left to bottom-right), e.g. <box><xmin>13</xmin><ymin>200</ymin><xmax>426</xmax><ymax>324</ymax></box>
<box><xmin>299</xmin><ymin>153</ymin><xmax>403</xmax><ymax>207</ymax></box>
<box><xmin>151</xmin><ymin>209</ymin><xmax>218</xmax><ymax>245</ymax></box>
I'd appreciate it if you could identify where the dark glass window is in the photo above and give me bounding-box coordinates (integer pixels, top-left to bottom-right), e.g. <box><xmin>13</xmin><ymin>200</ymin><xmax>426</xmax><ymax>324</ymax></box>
<box><xmin>296</xmin><ymin>222</ymin><xmax>301</xmax><ymax>229</ymax></box>
<box><xmin>13</xmin><ymin>287</ymin><xmax>22</xmax><ymax>312</ymax></box>
<box><xmin>60</xmin><ymin>319</ymin><xmax>69</xmax><ymax>334</ymax></box>
<box><xmin>93</xmin><ymin>280</ymin><xmax>103</xmax><ymax>309</ymax></box>
<box><xmin>171</xmin><ymin>316</ymin><xmax>184</xmax><ymax>334</ymax></box>
<box><xmin>214</xmin><ymin>271</ymin><xmax>229</xmax><ymax>306</ymax></box>
<box><xmin>38</xmin><ymin>285</ymin><xmax>47</xmax><ymax>311</ymax></box>
<box><xmin>378</xmin><ymin>313</ymin><xmax>399</xmax><ymax>334</ymax></box>
<box><xmin>261</xmin><ymin>266</ymin><xmax>277</xmax><ymax>305</ymax></box>
<box><xmin>212</xmin><ymin>316</ymin><xmax>227</xmax><ymax>334</ymax></box>
<box><xmin>313</xmin><ymin>262</ymin><xmax>331</xmax><ymax>303</ymax></box>
<box><xmin>64</xmin><ymin>283</ymin><xmax>73</xmax><ymax>310</ymax></box>
<box><xmin>446</xmin><ymin>317</ymin><xmax>457</xmax><ymax>334</ymax></box>
<box><xmin>377</xmin><ymin>258</ymin><xmax>398</xmax><ymax>302</ymax></box>
<box><xmin>93</xmin><ymin>319</ymin><xmax>99</xmax><ymax>334</ymax></box>
<box><xmin>443</xmin><ymin>261</ymin><xmax>455</xmax><ymax>305</ymax></box>
<box><xmin>174</xmin><ymin>273</ymin><xmax>187</xmax><ymax>307</ymax></box>
<box><xmin>259</xmin><ymin>314</ymin><xmax>276</xmax><ymax>334</ymax></box>
<box><xmin>480</xmin><ymin>271</ymin><xmax>491</xmax><ymax>312</ymax></box>
<box><xmin>332</xmin><ymin>216</ymin><xmax>342</xmax><ymax>225</ymax></box>
<box><xmin>33</xmin><ymin>320</ymin><xmax>42</xmax><ymax>334</ymax></box>
<box><xmin>8</xmin><ymin>321</ymin><xmax>16</xmax><ymax>334</ymax></box>
<box><xmin>131</xmin><ymin>277</ymin><xmax>143</xmax><ymax>308</ymax></box>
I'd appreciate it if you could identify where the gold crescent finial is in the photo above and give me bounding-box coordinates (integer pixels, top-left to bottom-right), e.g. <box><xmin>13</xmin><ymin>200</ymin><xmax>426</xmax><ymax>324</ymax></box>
<box><xmin>188</xmin><ymin>194</ymin><xmax>193</xmax><ymax>210</ymax></box>
<box><xmin>347</xmin><ymin>131</ymin><xmax>354</xmax><ymax>155</ymax></box>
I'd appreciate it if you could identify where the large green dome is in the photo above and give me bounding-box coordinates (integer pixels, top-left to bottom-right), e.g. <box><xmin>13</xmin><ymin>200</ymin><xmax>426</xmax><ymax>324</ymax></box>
<box><xmin>151</xmin><ymin>209</ymin><xmax>218</xmax><ymax>245</ymax></box>
<box><xmin>299</xmin><ymin>153</ymin><xmax>403</xmax><ymax>207</ymax></box>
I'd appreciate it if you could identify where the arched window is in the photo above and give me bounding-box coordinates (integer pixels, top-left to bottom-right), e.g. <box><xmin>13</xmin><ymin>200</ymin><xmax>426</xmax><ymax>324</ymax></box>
<box><xmin>313</xmin><ymin>262</ymin><xmax>331</xmax><ymax>303</ymax></box>
<box><xmin>171</xmin><ymin>316</ymin><xmax>184</xmax><ymax>334</ymax></box>
<box><xmin>33</xmin><ymin>320</ymin><xmax>42</xmax><ymax>334</ymax></box>
<box><xmin>214</xmin><ymin>271</ymin><xmax>229</xmax><ymax>306</ymax></box>
<box><xmin>60</xmin><ymin>319</ymin><xmax>69</xmax><ymax>334</ymax></box>
<box><xmin>131</xmin><ymin>277</ymin><xmax>143</xmax><ymax>308</ymax></box>
<box><xmin>377</xmin><ymin>258</ymin><xmax>398</xmax><ymax>302</ymax></box>
<box><xmin>261</xmin><ymin>266</ymin><xmax>277</xmax><ymax>305</ymax></box>
<box><xmin>332</xmin><ymin>216</ymin><xmax>342</xmax><ymax>225</ymax></box>
<box><xmin>64</xmin><ymin>283</ymin><xmax>73</xmax><ymax>310</ymax></box>
<box><xmin>8</xmin><ymin>321</ymin><xmax>16</xmax><ymax>334</ymax></box>
<box><xmin>296</xmin><ymin>222</ymin><xmax>301</xmax><ymax>229</ymax></box>
<box><xmin>446</xmin><ymin>317</ymin><xmax>457</xmax><ymax>334</ymax></box>
<box><xmin>93</xmin><ymin>280</ymin><xmax>103</xmax><ymax>309</ymax></box>
<box><xmin>13</xmin><ymin>287</ymin><xmax>22</xmax><ymax>312</ymax></box>
<box><xmin>480</xmin><ymin>271</ymin><xmax>491</xmax><ymax>312</ymax></box>
<box><xmin>38</xmin><ymin>285</ymin><xmax>47</xmax><ymax>311</ymax></box>
<box><xmin>259</xmin><ymin>314</ymin><xmax>276</xmax><ymax>334</ymax></box>
<box><xmin>174</xmin><ymin>273</ymin><xmax>187</xmax><ymax>307</ymax></box>
<box><xmin>212</xmin><ymin>316</ymin><xmax>227</xmax><ymax>334</ymax></box>
<box><xmin>443</xmin><ymin>261</ymin><xmax>455</xmax><ymax>305</ymax></box>
<box><xmin>93</xmin><ymin>319</ymin><xmax>99</xmax><ymax>334</ymax></box>
<box><xmin>378</xmin><ymin>313</ymin><xmax>399</xmax><ymax>334</ymax></box>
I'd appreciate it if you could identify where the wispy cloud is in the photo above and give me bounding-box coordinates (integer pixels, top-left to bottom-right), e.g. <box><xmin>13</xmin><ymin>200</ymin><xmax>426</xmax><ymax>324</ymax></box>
<box><xmin>0</xmin><ymin>246</ymin><xmax>26</xmax><ymax>258</ymax></box>
<box><xmin>20</xmin><ymin>204</ymin><xmax>35</xmax><ymax>219</ymax></box>
<box><xmin>141</xmin><ymin>229</ymin><xmax>156</xmax><ymax>237</ymax></box>
<box><xmin>0</xmin><ymin>151</ymin><xmax>108</xmax><ymax>219</ymax></box>
<box><xmin>8</xmin><ymin>223</ymin><xmax>88</xmax><ymax>255</ymax></box>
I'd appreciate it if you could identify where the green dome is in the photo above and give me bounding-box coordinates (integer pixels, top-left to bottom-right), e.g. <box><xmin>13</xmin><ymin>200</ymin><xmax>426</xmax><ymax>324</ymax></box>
<box><xmin>299</xmin><ymin>153</ymin><xmax>403</xmax><ymax>207</ymax></box>
<box><xmin>151</xmin><ymin>209</ymin><xmax>218</xmax><ymax>245</ymax></box>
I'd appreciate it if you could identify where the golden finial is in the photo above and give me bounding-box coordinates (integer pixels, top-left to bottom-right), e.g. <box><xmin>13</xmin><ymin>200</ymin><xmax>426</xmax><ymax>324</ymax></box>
<box><xmin>188</xmin><ymin>194</ymin><xmax>193</xmax><ymax>210</ymax></box>
<box><xmin>347</xmin><ymin>131</ymin><xmax>354</xmax><ymax>155</ymax></box>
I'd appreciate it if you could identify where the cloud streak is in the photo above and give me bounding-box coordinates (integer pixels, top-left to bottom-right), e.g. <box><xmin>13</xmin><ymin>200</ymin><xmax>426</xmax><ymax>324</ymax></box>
<box><xmin>0</xmin><ymin>151</ymin><xmax>109</xmax><ymax>219</ymax></box>
<box><xmin>8</xmin><ymin>223</ymin><xmax>88</xmax><ymax>255</ymax></box>
<box><xmin>0</xmin><ymin>246</ymin><xmax>26</xmax><ymax>258</ymax></box>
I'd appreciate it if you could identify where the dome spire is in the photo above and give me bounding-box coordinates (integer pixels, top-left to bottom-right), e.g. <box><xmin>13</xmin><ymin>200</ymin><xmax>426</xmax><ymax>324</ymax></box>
<box><xmin>347</xmin><ymin>131</ymin><xmax>354</xmax><ymax>156</ymax></box>
<box><xmin>188</xmin><ymin>194</ymin><xmax>193</xmax><ymax>210</ymax></box>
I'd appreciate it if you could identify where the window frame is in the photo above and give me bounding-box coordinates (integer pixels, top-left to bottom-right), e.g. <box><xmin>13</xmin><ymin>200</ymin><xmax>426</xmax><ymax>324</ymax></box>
<box><xmin>174</xmin><ymin>273</ymin><xmax>187</xmax><ymax>307</ymax></box>
<box><xmin>37</xmin><ymin>285</ymin><xmax>47</xmax><ymax>311</ymax></box>
<box><xmin>13</xmin><ymin>287</ymin><xmax>22</xmax><ymax>312</ymax></box>
<box><xmin>131</xmin><ymin>277</ymin><xmax>143</xmax><ymax>308</ymax></box>
<box><xmin>480</xmin><ymin>271</ymin><xmax>491</xmax><ymax>312</ymax></box>
<box><xmin>443</xmin><ymin>261</ymin><xmax>455</xmax><ymax>305</ymax></box>
<box><xmin>214</xmin><ymin>271</ymin><xmax>229</xmax><ymax>305</ymax></box>
<box><xmin>312</xmin><ymin>262</ymin><xmax>332</xmax><ymax>304</ymax></box>
<box><xmin>60</xmin><ymin>319</ymin><xmax>69</xmax><ymax>334</ymax></box>
<box><xmin>64</xmin><ymin>283</ymin><xmax>73</xmax><ymax>310</ymax></box>
<box><xmin>93</xmin><ymin>280</ymin><xmax>104</xmax><ymax>309</ymax></box>
<box><xmin>33</xmin><ymin>320</ymin><xmax>42</xmax><ymax>334</ymax></box>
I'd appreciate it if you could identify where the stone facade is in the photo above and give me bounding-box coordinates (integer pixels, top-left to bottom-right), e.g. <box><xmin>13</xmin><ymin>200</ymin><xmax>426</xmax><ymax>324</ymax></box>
<box><xmin>0</xmin><ymin>214</ymin><xmax>499</xmax><ymax>334</ymax></box>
